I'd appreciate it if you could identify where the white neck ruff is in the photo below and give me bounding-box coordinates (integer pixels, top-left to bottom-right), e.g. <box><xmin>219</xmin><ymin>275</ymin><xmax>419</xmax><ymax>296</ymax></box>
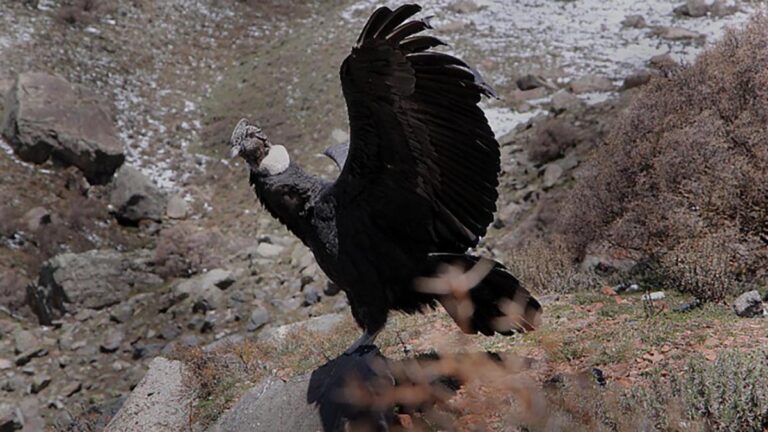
<box><xmin>256</xmin><ymin>145</ymin><xmax>290</xmax><ymax>176</ymax></box>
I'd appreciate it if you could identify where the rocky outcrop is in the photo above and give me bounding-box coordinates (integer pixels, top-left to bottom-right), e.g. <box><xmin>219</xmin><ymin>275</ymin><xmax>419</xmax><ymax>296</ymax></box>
<box><xmin>1</xmin><ymin>72</ymin><xmax>124</xmax><ymax>184</ymax></box>
<box><xmin>27</xmin><ymin>249</ymin><xmax>163</xmax><ymax>324</ymax></box>
<box><xmin>209</xmin><ymin>374</ymin><xmax>321</xmax><ymax>432</ymax></box>
<box><xmin>105</xmin><ymin>357</ymin><xmax>192</xmax><ymax>432</ymax></box>
<box><xmin>109</xmin><ymin>165</ymin><xmax>166</xmax><ymax>224</ymax></box>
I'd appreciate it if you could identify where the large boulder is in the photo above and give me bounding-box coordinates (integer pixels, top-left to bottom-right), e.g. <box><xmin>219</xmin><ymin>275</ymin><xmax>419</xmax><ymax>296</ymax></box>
<box><xmin>26</xmin><ymin>249</ymin><xmax>163</xmax><ymax>324</ymax></box>
<box><xmin>1</xmin><ymin>72</ymin><xmax>124</xmax><ymax>184</ymax></box>
<box><xmin>733</xmin><ymin>290</ymin><xmax>764</xmax><ymax>318</ymax></box>
<box><xmin>209</xmin><ymin>374</ymin><xmax>322</xmax><ymax>432</ymax></box>
<box><xmin>109</xmin><ymin>165</ymin><xmax>166</xmax><ymax>224</ymax></box>
<box><xmin>105</xmin><ymin>357</ymin><xmax>193</xmax><ymax>432</ymax></box>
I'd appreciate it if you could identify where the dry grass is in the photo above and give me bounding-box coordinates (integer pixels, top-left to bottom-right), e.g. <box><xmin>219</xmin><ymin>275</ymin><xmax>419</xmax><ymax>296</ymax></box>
<box><xmin>556</xmin><ymin>15</ymin><xmax>768</xmax><ymax>301</ymax></box>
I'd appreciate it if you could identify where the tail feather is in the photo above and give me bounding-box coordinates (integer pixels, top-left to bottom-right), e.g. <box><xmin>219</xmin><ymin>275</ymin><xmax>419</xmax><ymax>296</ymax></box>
<box><xmin>417</xmin><ymin>253</ymin><xmax>543</xmax><ymax>336</ymax></box>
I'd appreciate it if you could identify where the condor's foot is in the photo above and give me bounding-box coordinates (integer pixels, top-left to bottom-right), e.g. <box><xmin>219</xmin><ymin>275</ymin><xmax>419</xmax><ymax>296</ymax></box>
<box><xmin>345</xmin><ymin>330</ymin><xmax>381</xmax><ymax>355</ymax></box>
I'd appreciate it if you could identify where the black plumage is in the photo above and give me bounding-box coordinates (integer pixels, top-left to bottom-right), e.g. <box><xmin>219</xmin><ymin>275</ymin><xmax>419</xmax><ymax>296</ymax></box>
<box><xmin>231</xmin><ymin>4</ymin><xmax>542</xmax><ymax>348</ymax></box>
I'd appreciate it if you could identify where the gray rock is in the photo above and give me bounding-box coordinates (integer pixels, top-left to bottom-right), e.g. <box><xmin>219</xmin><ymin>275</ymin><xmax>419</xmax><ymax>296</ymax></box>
<box><xmin>710</xmin><ymin>0</ymin><xmax>738</xmax><ymax>17</ymax></box>
<box><xmin>516</xmin><ymin>74</ymin><xmax>554</xmax><ymax>91</ymax></box>
<box><xmin>302</xmin><ymin>287</ymin><xmax>321</xmax><ymax>306</ymax></box>
<box><xmin>100</xmin><ymin>327</ymin><xmax>125</xmax><ymax>353</ymax></box>
<box><xmin>0</xmin><ymin>359</ymin><xmax>11</xmax><ymax>370</ymax></box>
<box><xmin>22</xmin><ymin>206</ymin><xmax>53</xmax><ymax>232</ymax></box>
<box><xmin>654</xmin><ymin>26</ymin><xmax>705</xmax><ymax>42</ymax></box>
<box><xmin>542</xmin><ymin>163</ymin><xmax>564</xmax><ymax>189</ymax></box>
<box><xmin>686</xmin><ymin>0</ymin><xmax>709</xmax><ymax>17</ymax></box>
<box><xmin>173</xmin><ymin>268</ymin><xmax>236</xmax><ymax>310</ymax></box>
<box><xmin>210</xmin><ymin>374</ymin><xmax>322</xmax><ymax>432</ymax></box>
<box><xmin>0</xmin><ymin>403</ymin><xmax>22</xmax><ymax>432</ymax></box>
<box><xmin>642</xmin><ymin>291</ymin><xmax>666</xmax><ymax>301</ymax></box>
<box><xmin>109</xmin><ymin>303</ymin><xmax>134</xmax><ymax>324</ymax></box>
<box><xmin>448</xmin><ymin>0</ymin><xmax>481</xmax><ymax>14</ymax></box>
<box><xmin>733</xmin><ymin>290</ymin><xmax>764</xmax><ymax>318</ymax></box>
<box><xmin>13</xmin><ymin>329</ymin><xmax>41</xmax><ymax>355</ymax></box>
<box><xmin>27</xmin><ymin>249</ymin><xmax>162</xmax><ymax>324</ymax></box>
<box><xmin>14</xmin><ymin>348</ymin><xmax>46</xmax><ymax>366</ymax></box>
<box><xmin>621</xmin><ymin>14</ymin><xmax>646</xmax><ymax>28</ymax></box>
<box><xmin>246</xmin><ymin>307</ymin><xmax>270</xmax><ymax>332</ymax></box>
<box><xmin>568</xmin><ymin>75</ymin><xmax>613</xmax><ymax>93</ymax></box>
<box><xmin>60</xmin><ymin>381</ymin><xmax>82</xmax><ymax>398</ymax></box>
<box><xmin>165</xmin><ymin>194</ymin><xmax>189</xmax><ymax>219</ymax></box>
<box><xmin>550</xmin><ymin>90</ymin><xmax>583</xmax><ymax>113</ymax></box>
<box><xmin>255</xmin><ymin>242</ymin><xmax>284</xmax><ymax>259</ymax></box>
<box><xmin>105</xmin><ymin>357</ymin><xmax>193</xmax><ymax>432</ymax></box>
<box><xmin>30</xmin><ymin>374</ymin><xmax>51</xmax><ymax>394</ymax></box>
<box><xmin>621</xmin><ymin>70</ymin><xmax>655</xmax><ymax>90</ymax></box>
<box><xmin>324</xmin><ymin>281</ymin><xmax>341</xmax><ymax>297</ymax></box>
<box><xmin>1</xmin><ymin>72</ymin><xmax>124</xmax><ymax>184</ymax></box>
<box><xmin>109</xmin><ymin>165</ymin><xmax>166</xmax><ymax>224</ymax></box>
<box><xmin>260</xmin><ymin>313</ymin><xmax>345</xmax><ymax>343</ymax></box>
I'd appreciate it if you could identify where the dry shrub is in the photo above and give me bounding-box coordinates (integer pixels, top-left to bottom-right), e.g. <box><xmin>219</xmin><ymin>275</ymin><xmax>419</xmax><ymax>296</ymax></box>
<box><xmin>154</xmin><ymin>222</ymin><xmax>224</xmax><ymax>278</ymax></box>
<box><xmin>558</xmin><ymin>15</ymin><xmax>768</xmax><ymax>300</ymax></box>
<box><xmin>505</xmin><ymin>236</ymin><xmax>600</xmax><ymax>294</ymax></box>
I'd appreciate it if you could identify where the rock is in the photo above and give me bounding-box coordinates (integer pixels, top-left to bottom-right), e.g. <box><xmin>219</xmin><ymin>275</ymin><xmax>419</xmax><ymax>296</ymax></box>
<box><xmin>109</xmin><ymin>303</ymin><xmax>134</xmax><ymax>324</ymax></box>
<box><xmin>60</xmin><ymin>381</ymin><xmax>82</xmax><ymax>398</ymax></box>
<box><xmin>648</xmin><ymin>54</ymin><xmax>679</xmax><ymax>71</ymax></box>
<box><xmin>160</xmin><ymin>323</ymin><xmax>181</xmax><ymax>340</ymax></box>
<box><xmin>654</xmin><ymin>26</ymin><xmax>705</xmax><ymax>42</ymax></box>
<box><xmin>542</xmin><ymin>163</ymin><xmax>564</xmax><ymax>189</ymax></box>
<box><xmin>330</xmin><ymin>128</ymin><xmax>349</xmax><ymax>145</ymax></box>
<box><xmin>1</xmin><ymin>72</ymin><xmax>124</xmax><ymax>184</ymax></box>
<box><xmin>100</xmin><ymin>327</ymin><xmax>125</xmax><ymax>353</ymax></box>
<box><xmin>255</xmin><ymin>242</ymin><xmax>284</xmax><ymax>259</ymax></box>
<box><xmin>686</xmin><ymin>0</ymin><xmax>709</xmax><ymax>17</ymax></box>
<box><xmin>109</xmin><ymin>165</ymin><xmax>166</xmax><ymax>224</ymax></box>
<box><xmin>0</xmin><ymin>359</ymin><xmax>11</xmax><ymax>370</ymax></box>
<box><xmin>13</xmin><ymin>329</ymin><xmax>41</xmax><ymax>354</ymax></box>
<box><xmin>642</xmin><ymin>291</ymin><xmax>666</xmax><ymax>301</ymax></box>
<box><xmin>27</xmin><ymin>249</ymin><xmax>162</xmax><ymax>324</ymax></box>
<box><xmin>0</xmin><ymin>403</ymin><xmax>22</xmax><ymax>432</ymax></box>
<box><xmin>710</xmin><ymin>0</ymin><xmax>738</xmax><ymax>17</ymax></box>
<box><xmin>550</xmin><ymin>90</ymin><xmax>583</xmax><ymax>113</ymax></box>
<box><xmin>173</xmin><ymin>268</ymin><xmax>236</xmax><ymax>310</ymax></box>
<box><xmin>621</xmin><ymin>14</ymin><xmax>646</xmax><ymax>28</ymax></box>
<box><xmin>510</xmin><ymin>87</ymin><xmax>547</xmax><ymax>104</ymax></box>
<box><xmin>132</xmin><ymin>342</ymin><xmax>165</xmax><ymax>360</ymax></box>
<box><xmin>14</xmin><ymin>348</ymin><xmax>46</xmax><ymax>366</ymax></box>
<box><xmin>246</xmin><ymin>307</ymin><xmax>270</xmax><ymax>332</ymax></box>
<box><xmin>105</xmin><ymin>357</ymin><xmax>192</xmax><ymax>432</ymax></box>
<box><xmin>30</xmin><ymin>374</ymin><xmax>51</xmax><ymax>394</ymax></box>
<box><xmin>733</xmin><ymin>290</ymin><xmax>764</xmax><ymax>318</ymax></box>
<box><xmin>568</xmin><ymin>75</ymin><xmax>613</xmax><ymax>94</ymax></box>
<box><xmin>516</xmin><ymin>74</ymin><xmax>554</xmax><ymax>91</ymax></box>
<box><xmin>22</xmin><ymin>206</ymin><xmax>53</xmax><ymax>232</ymax></box>
<box><xmin>448</xmin><ymin>0</ymin><xmax>481</xmax><ymax>14</ymax></box>
<box><xmin>210</xmin><ymin>374</ymin><xmax>322</xmax><ymax>432</ymax></box>
<box><xmin>302</xmin><ymin>287</ymin><xmax>321</xmax><ymax>306</ymax></box>
<box><xmin>260</xmin><ymin>313</ymin><xmax>345</xmax><ymax>343</ymax></box>
<box><xmin>165</xmin><ymin>194</ymin><xmax>189</xmax><ymax>219</ymax></box>
<box><xmin>621</xmin><ymin>70</ymin><xmax>655</xmax><ymax>90</ymax></box>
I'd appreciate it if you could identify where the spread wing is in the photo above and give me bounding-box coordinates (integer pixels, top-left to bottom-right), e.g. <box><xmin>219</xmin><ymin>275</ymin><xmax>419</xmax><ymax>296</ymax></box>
<box><xmin>332</xmin><ymin>4</ymin><xmax>500</xmax><ymax>252</ymax></box>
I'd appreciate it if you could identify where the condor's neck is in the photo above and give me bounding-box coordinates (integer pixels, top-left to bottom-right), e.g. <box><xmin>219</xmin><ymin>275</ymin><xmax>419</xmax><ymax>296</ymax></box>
<box><xmin>249</xmin><ymin>163</ymin><xmax>327</xmax><ymax>245</ymax></box>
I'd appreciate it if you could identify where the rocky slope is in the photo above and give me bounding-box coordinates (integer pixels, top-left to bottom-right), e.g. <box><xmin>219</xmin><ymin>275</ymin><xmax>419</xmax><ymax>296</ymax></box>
<box><xmin>0</xmin><ymin>0</ymin><xmax>761</xmax><ymax>429</ymax></box>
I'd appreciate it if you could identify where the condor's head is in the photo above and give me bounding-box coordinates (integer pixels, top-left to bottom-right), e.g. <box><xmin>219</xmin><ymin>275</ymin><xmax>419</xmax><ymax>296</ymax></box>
<box><xmin>229</xmin><ymin>118</ymin><xmax>290</xmax><ymax>177</ymax></box>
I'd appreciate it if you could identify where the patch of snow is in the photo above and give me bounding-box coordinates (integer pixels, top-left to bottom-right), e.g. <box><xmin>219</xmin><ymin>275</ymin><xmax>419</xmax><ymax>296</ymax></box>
<box><xmin>483</xmin><ymin>106</ymin><xmax>543</xmax><ymax>139</ymax></box>
<box><xmin>578</xmin><ymin>91</ymin><xmax>616</xmax><ymax>105</ymax></box>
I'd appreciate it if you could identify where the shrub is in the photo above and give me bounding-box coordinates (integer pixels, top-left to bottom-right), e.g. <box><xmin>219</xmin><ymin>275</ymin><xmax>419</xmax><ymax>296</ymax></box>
<box><xmin>557</xmin><ymin>15</ymin><xmax>768</xmax><ymax>300</ymax></box>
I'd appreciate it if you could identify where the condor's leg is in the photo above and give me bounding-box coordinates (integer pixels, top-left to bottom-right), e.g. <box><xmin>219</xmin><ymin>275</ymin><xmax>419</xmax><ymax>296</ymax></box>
<box><xmin>345</xmin><ymin>329</ymin><xmax>382</xmax><ymax>354</ymax></box>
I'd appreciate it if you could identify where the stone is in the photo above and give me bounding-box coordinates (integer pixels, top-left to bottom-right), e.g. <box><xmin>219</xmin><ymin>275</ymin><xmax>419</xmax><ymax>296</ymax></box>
<box><xmin>160</xmin><ymin>323</ymin><xmax>181</xmax><ymax>341</ymax></box>
<box><xmin>22</xmin><ymin>206</ymin><xmax>53</xmax><ymax>232</ymax></box>
<box><xmin>302</xmin><ymin>287</ymin><xmax>321</xmax><ymax>306</ymax></box>
<box><xmin>173</xmin><ymin>268</ymin><xmax>236</xmax><ymax>310</ymax></box>
<box><xmin>14</xmin><ymin>348</ymin><xmax>46</xmax><ymax>366</ymax></box>
<box><xmin>0</xmin><ymin>359</ymin><xmax>11</xmax><ymax>370</ymax></box>
<box><xmin>330</xmin><ymin>128</ymin><xmax>349</xmax><ymax>145</ymax></box>
<box><xmin>642</xmin><ymin>291</ymin><xmax>666</xmax><ymax>301</ymax></box>
<box><xmin>30</xmin><ymin>374</ymin><xmax>51</xmax><ymax>394</ymax></box>
<box><xmin>550</xmin><ymin>90</ymin><xmax>583</xmax><ymax>113</ymax></box>
<box><xmin>710</xmin><ymin>0</ymin><xmax>738</xmax><ymax>17</ymax></box>
<box><xmin>621</xmin><ymin>14</ymin><xmax>646</xmax><ymax>28</ymax></box>
<box><xmin>109</xmin><ymin>165</ymin><xmax>166</xmax><ymax>224</ymax></box>
<box><xmin>568</xmin><ymin>75</ymin><xmax>613</xmax><ymax>94</ymax></box>
<box><xmin>448</xmin><ymin>0</ymin><xmax>481</xmax><ymax>14</ymax></box>
<box><xmin>210</xmin><ymin>374</ymin><xmax>322</xmax><ymax>432</ymax></box>
<box><xmin>132</xmin><ymin>342</ymin><xmax>165</xmax><ymax>360</ymax></box>
<box><xmin>100</xmin><ymin>327</ymin><xmax>125</xmax><ymax>353</ymax></box>
<box><xmin>165</xmin><ymin>194</ymin><xmax>189</xmax><ymax>219</ymax></box>
<box><xmin>654</xmin><ymin>26</ymin><xmax>705</xmax><ymax>42</ymax></box>
<box><xmin>27</xmin><ymin>249</ymin><xmax>162</xmax><ymax>324</ymax></box>
<box><xmin>105</xmin><ymin>357</ymin><xmax>192</xmax><ymax>432</ymax></box>
<box><xmin>255</xmin><ymin>242</ymin><xmax>284</xmax><ymax>259</ymax></box>
<box><xmin>109</xmin><ymin>303</ymin><xmax>134</xmax><ymax>324</ymax></box>
<box><xmin>542</xmin><ymin>163</ymin><xmax>564</xmax><ymax>189</ymax></box>
<box><xmin>515</xmin><ymin>74</ymin><xmax>554</xmax><ymax>91</ymax></box>
<box><xmin>510</xmin><ymin>87</ymin><xmax>547</xmax><ymax>103</ymax></box>
<box><xmin>733</xmin><ymin>290</ymin><xmax>764</xmax><ymax>318</ymax></box>
<box><xmin>0</xmin><ymin>403</ymin><xmax>22</xmax><ymax>432</ymax></box>
<box><xmin>1</xmin><ymin>72</ymin><xmax>124</xmax><ymax>184</ymax></box>
<box><xmin>621</xmin><ymin>70</ymin><xmax>654</xmax><ymax>90</ymax></box>
<box><xmin>13</xmin><ymin>329</ymin><xmax>41</xmax><ymax>354</ymax></box>
<box><xmin>324</xmin><ymin>281</ymin><xmax>341</xmax><ymax>296</ymax></box>
<box><xmin>259</xmin><ymin>313</ymin><xmax>345</xmax><ymax>343</ymax></box>
<box><xmin>60</xmin><ymin>381</ymin><xmax>82</xmax><ymax>398</ymax></box>
<box><xmin>649</xmin><ymin>54</ymin><xmax>679</xmax><ymax>71</ymax></box>
<box><xmin>686</xmin><ymin>0</ymin><xmax>709</xmax><ymax>17</ymax></box>
<box><xmin>246</xmin><ymin>307</ymin><xmax>270</xmax><ymax>332</ymax></box>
